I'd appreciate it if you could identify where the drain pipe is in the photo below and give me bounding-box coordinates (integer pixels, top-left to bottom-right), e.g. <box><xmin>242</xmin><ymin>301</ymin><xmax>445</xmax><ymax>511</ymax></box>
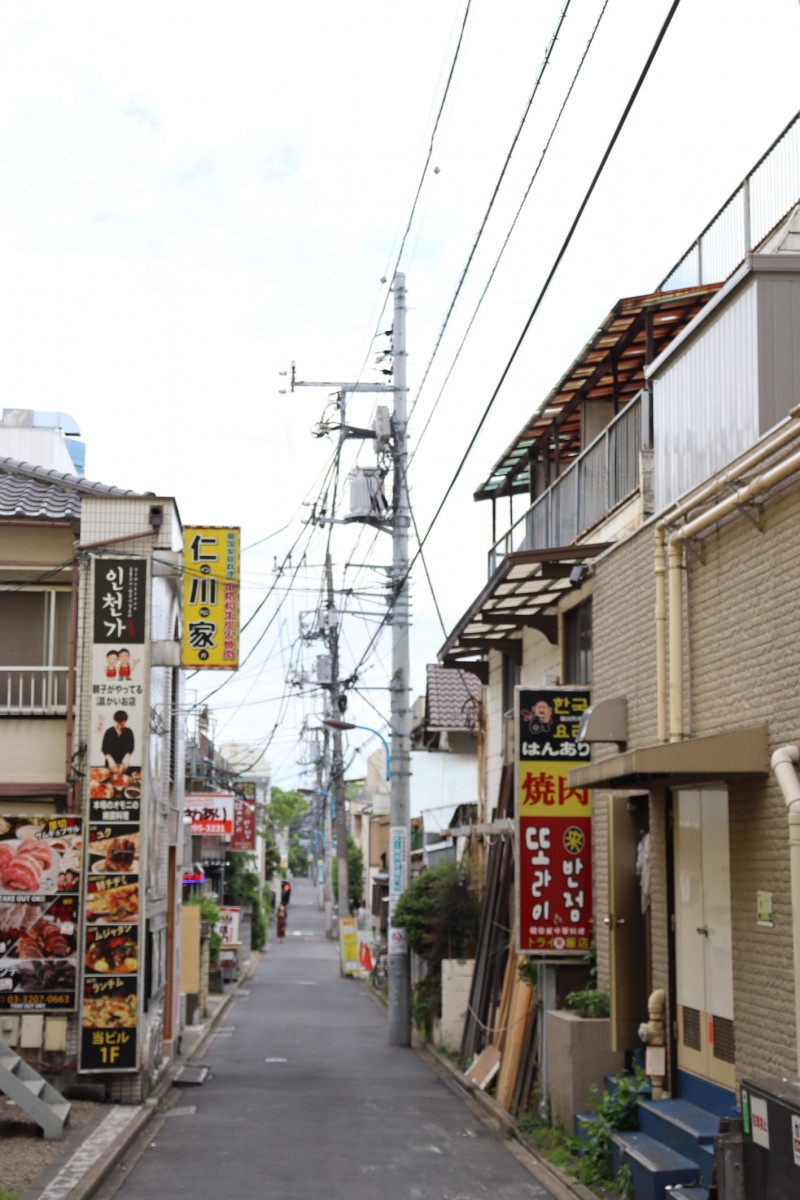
<box><xmin>770</xmin><ymin>745</ymin><xmax>800</xmax><ymax>1074</ymax></box>
<box><xmin>654</xmin><ymin>407</ymin><xmax>800</xmax><ymax>744</ymax></box>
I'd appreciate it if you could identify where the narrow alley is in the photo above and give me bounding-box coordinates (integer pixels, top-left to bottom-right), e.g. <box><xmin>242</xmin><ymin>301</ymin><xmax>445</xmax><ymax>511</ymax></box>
<box><xmin>91</xmin><ymin>877</ymin><xmax>561</xmax><ymax>1200</ymax></box>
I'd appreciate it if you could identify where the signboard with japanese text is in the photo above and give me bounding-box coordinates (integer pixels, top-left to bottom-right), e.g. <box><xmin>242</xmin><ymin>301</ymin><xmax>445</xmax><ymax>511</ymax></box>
<box><xmin>218</xmin><ymin>906</ymin><xmax>240</xmax><ymax>947</ymax></box>
<box><xmin>0</xmin><ymin>817</ymin><xmax>82</xmax><ymax>1012</ymax></box>
<box><xmin>515</xmin><ymin>688</ymin><xmax>593</xmax><ymax>957</ymax></box>
<box><xmin>388</xmin><ymin>825</ymin><xmax>408</xmax><ymax>957</ymax></box>
<box><xmin>80</xmin><ymin>556</ymin><xmax>148</xmax><ymax>1073</ymax></box>
<box><xmin>181</xmin><ymin>527</ymin><xmax>240</xmax><ymax>669</ymax></box>
<box><xmin>184</xmin><ymin>794</ymin><xmax>234</xmax><ymax>836</ymax></box>
<box><xmin>340</xmin><ymin>916</ymin><xmax>359</xmax><ymax>976</ymax></box>
<box><xmin>231</xmin><ymin>787</ymin><xmax>256</xmax><ymax>851</ymax></box>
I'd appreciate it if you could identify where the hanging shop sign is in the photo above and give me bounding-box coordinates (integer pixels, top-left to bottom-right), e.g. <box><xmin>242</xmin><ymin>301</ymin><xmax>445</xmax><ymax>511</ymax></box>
<box><xmin>231</xmin><ymin>786</ymin><xmax>256</xmax><ymax>851</ymax></box>
<box><xmin>515</xmin><ymin>688</ymin><xmax>593</xmax><ymax>957</ymax></box>
<box><xmin>181</xmin><ymin>527</ymin><xmax>240</xmax><ymax>669</ymax></box>
<box><xmin>80</xmin><ymin>557</ymin><xmax>148</xmax><ymax>1073</ymax></box>
<box><xmin>0</xmin><ymin>816</ymin><xmax>83</xmax><ymax>1012</ymax></box>
<box><xmin>184</xmin><ymin>794</ymin><xmax>234</xmax><ymax>836</ymax></box>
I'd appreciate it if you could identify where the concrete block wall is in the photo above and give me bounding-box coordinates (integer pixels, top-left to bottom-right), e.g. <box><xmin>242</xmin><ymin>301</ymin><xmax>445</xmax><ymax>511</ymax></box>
<box><xmin>440</xmin><ymin>958</ymin><xmax>474</xmax><ymax>1055</ymax></box>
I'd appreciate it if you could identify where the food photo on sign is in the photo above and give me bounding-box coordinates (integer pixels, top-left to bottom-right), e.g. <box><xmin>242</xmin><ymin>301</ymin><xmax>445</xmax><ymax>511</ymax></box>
<box><xmin>0</xmin><ymin>818</ymin><xmax>82</xmax><ymax>1010</ymax></box>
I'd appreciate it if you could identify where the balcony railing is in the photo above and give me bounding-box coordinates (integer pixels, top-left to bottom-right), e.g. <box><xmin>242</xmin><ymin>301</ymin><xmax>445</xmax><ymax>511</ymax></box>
<box><xmin>488</xmin><ymin>393</ymin><xmax>643</xmax><ymax>574</ymax></box>
<box><xmin>659</xmin><ymin>111</ymin><xmax>800</xmax><ymax>292</ymax></box>
<box><xmin>0</xmin><ymin>667</ymin><xmax>69</xmax><ymax>715</ymax></box>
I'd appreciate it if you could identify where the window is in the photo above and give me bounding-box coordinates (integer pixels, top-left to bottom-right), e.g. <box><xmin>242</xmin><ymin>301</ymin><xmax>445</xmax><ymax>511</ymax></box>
<box><xmin>0</xmin><ymin>589</ymin><xmax>71</xmax><ymax>713</ymax></box>
<box><xmin>563</xmin><ymin>598</ymin><xmax>592</xmax><ymax>684</ymax></box>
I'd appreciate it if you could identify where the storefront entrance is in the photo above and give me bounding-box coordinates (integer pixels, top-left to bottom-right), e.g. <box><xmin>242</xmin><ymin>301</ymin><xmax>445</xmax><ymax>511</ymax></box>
<box><xmin>674</xmin><ymin>787</ymin><xmax>735</xmax><ymax>1089</ymax></box>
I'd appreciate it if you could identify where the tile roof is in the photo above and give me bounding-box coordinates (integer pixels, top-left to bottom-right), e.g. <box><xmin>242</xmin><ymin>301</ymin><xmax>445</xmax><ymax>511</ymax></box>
<box><xmin>426</xmin><ymin>663</ymin><xmax>481</xmax><ymax>730</ymax></box>
<box><xmin>0</xmin><ymin>456</ymin><xmax>148</xmax><ymax>522</ymax></box>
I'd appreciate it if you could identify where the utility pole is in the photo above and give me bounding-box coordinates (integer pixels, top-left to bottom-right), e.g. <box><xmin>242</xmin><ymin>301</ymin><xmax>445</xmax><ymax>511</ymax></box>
<box><xmin>326</xmin><ymin>552</ymin><xmax>349</xmax><ymax>934</ymax></box>
<box><xmin>285</xmin><ymin>271</ymin><xmax>411</xmax><ymax>1041</ymax></box>
<box><xmin>319</xmin><ymin>728</ymin><xmax>334</xmax><ymax>938</ymax></box>
<box><xmin>387</xmin><ymin>273</ymin><xmax>411</xmax><ymax>1047</ymax></box>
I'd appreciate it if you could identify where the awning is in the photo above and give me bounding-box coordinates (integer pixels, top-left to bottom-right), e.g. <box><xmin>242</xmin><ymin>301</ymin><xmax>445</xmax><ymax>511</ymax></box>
<box><xmin>474</xmin><ymin>284</ymin><xmax>721</xmax><ymax>502</ymax></box>
<box><xmin>439</xmin><ymin>544</ymin><xmax>610</xmax><ymax>663</ymax></box>
<box><xmin>567</xmin><ymin>727</ymin><xmax>769</xmax><ymax>790</ymax></box>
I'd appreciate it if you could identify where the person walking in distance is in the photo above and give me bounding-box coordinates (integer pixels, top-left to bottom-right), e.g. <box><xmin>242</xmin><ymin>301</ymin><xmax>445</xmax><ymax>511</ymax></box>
<box><xmin>276</xmin><ymin>904</ymin><xmax>287</xmax><ymax>943</ymax></box>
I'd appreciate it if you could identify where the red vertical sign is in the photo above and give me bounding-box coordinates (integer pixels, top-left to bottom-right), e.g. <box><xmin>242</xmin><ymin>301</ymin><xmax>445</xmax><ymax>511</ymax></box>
<box><xmin>516</xmin><ymin>688</ymin><xmax>593</xmax><ymax>956</ymax></box>
<box><xmin>231</xmin><ymin>787</ymin><xmax>256</xmax><ymax>851</ymax></box>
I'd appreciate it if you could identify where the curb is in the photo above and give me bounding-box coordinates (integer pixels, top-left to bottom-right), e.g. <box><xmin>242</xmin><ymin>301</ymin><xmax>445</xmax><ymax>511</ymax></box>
<box><xmin>19</xmin><ymin>952</ymin><xmax>261</xmax><ymax>1200</ymax></box>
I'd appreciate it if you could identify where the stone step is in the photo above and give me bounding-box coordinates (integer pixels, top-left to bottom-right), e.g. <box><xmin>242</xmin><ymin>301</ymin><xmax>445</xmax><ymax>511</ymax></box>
<box><xmin>611</xmin><ymin>1130</ymin><xmax>700</xmax><ymax>1200</ymax></box>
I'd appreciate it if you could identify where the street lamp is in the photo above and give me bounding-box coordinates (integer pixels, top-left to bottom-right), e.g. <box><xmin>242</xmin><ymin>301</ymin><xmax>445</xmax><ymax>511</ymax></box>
<box><xmin>298</xmin><ymin>787</ymin><xmax>334</xmax><ymax>937</ymax></box>
<box><xmin>320</xmin><ymin>718</ymin><xmax>391</xmax><ymax>780</ymax></box>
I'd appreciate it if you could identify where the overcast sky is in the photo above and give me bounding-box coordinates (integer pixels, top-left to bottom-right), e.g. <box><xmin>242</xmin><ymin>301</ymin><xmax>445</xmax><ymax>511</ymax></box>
<box><xmin>1</xmin><ymin>1</ymin><xmax>798</xmax><ymax>784</ymax></box>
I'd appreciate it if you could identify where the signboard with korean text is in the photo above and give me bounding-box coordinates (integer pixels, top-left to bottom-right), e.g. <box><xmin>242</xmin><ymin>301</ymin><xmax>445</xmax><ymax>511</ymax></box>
<box><xmin>80</xmin><ymin>556</ymin><xmax>148</xmax><ymax>1073</ymax></box>
<box><xmin>0</xmin><ymin>817</ymin><xmax>82</xmax><ymax>1012</ymax></box>
<box><xmin>231</xmin><ymin>786</ymin><xmax>256</xmax><ymax>851</ymax></box>
<box><xmin>182</xmin><ymin>526</ymin><xmax>240</xmax><ymax>669</ymax></box>
<box><xmin>515</xmin><ymin>688</ymin><xmax>593</xmax><ymax>957</ymax></box>
<box><xmin>184</xmin><ymin>794</ymin><xmax>234</xmax><ymax>836</ymax></box>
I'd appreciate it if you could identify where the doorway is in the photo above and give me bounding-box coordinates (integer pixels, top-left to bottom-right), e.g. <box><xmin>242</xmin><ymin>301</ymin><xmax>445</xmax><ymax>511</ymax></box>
<box><xmin>673</xmin><ymin>788</ymin><xmax>735</xmax><ymax>1089</ymax></box>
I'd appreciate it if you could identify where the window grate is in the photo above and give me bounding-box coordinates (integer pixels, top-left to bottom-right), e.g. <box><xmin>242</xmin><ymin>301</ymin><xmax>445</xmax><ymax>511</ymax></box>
<box><xmin>713</xmin><ymin>1015</ymin><xmax>736</xmax><ymax>1064</ymax></box>
<box><xmin>683</xmin><ymin>1006</ymin><xmax>701</xmax><ymax>1051</ymax></box>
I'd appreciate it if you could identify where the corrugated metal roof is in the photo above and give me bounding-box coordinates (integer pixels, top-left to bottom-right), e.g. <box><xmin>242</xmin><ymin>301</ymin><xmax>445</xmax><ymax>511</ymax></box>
<box><xmin>0</xmin><ymin>456</ymin><xmax>147</xmax><ymax>521</ymax></box>
<box><xmin>425</xmin><ymin>663</ymin><xmax>481</xmax><ymax>730</ymax></box>
<box><xmin>474</xmin><ymin>285</ymin><xmax>721</xmax><ymax>502</ymax></box>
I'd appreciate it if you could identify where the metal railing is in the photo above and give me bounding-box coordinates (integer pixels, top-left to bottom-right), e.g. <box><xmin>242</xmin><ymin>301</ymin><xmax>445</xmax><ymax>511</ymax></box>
<box><xmin>488</xmin><ymin>393</ymin><xmax>643</xmax><ymax>574</ymax></box>
<box><xmin>0</xmin><ymin>667</ymin><xmax>69</xmax><ymax>715</ymax></box>
<box><xmin>659</xmin><ymin>111</ymin><xmax>800</xmax><ymax>292</ymax></box>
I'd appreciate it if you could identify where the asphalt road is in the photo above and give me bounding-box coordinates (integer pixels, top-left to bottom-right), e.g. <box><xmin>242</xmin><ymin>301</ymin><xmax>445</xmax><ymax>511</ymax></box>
<box><xmin>96</xmin><ymin>877</ymin><xmax>558</xmax><ymax>1200</ymax></box>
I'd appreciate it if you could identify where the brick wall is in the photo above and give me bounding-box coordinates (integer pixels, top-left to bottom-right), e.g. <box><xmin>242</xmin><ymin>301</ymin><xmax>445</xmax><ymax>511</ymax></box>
<box><xmin>590</xmin><ymin>475</ymin><xmax>800</xmax><ymax>1084</ymax></box>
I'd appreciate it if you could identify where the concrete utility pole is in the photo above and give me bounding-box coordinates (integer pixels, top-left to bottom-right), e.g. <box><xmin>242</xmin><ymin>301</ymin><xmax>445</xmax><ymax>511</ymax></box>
<box><xmin>325</xmin><ymin>552</ymin><xmax>349</xmax><ymax>929</ymax></box>
<box><xmin>387</xmin><ymin>273</ymin><xmax>411</xmax><ymax>1048</ymax></box>
<box><xmin>286</xmin><ymin>272</ymin><xmax>411</xmax><ymax>1041</ymax></box>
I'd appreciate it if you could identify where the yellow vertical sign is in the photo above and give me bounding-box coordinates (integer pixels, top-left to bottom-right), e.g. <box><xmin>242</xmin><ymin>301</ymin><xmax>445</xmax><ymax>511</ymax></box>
<box><xmin>182</xmin><ymin>526</ymin><xmax>240</xmax><ymax>669</ymax></box>
<box><xmin>340</xmin><ymin>917</ymin><xmax>359</xmax><ymax>976</ymax></box>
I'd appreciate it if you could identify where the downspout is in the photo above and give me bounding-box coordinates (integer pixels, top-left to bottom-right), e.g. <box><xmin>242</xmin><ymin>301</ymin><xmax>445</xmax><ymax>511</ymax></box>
<box><xmin>654</xmin><ymin>527</ymin><xmax>668</xmax><ymax>743</ymax></box>
<box><xmin>770</xmin><ymin>744</ymin><xmax>800</xmax><ymax>1074</ymax></box>
<box><xmin>667</xmin><ymin>539</ymin><xmax>685</xmax><ymax>742</ymax></box>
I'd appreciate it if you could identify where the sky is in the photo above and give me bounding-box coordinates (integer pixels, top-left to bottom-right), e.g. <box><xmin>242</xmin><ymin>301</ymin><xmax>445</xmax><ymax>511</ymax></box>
<box><xmin>0</xmin><ymin>0</ymin><xmax>798</xmax><ymax>786</ymax></box>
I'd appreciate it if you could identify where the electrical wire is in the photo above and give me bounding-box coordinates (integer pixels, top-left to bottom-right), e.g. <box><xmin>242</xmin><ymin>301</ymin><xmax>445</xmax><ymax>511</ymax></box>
<box><xmin>409</xmin><ymin>0</ymin><xmax>573</xmax><ymax>420</ymax></box>
<box><xmin>345</xmin><ymin>0</ymin><xmax>685</xmax><ymax>686</ymax></box>
<box><xmin>410</xmin><ymin>0</ymin><xmax>613</xmax><ymax>458</ymax></box>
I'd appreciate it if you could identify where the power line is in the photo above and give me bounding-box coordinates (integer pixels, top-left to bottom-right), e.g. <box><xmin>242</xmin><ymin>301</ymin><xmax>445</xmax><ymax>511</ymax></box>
<box><xmin>345</xmin><ymin>0</ymin><xmax>685</xmax><ymax>686</ymax></box>
<box><xmin>409</xmin><ymin>0</ymin><xmax>573</xmax><ymax>420</ymax></box>
<box><xmin>411</xmin><ymin>0</ymin><xmax>613</xmax><ymax>459</ymax></box>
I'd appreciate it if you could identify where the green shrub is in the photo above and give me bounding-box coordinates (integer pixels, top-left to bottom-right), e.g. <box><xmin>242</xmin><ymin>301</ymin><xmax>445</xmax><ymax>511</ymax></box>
<box><xmin>564</xmin><ymin>985</ymin><xmax>610</xmax><ymax>1019</ymax></box>
<box><xmin>574</xmin><ymin>1065</ymin><xmax>648</xmax><ymax>1190</ymax></box>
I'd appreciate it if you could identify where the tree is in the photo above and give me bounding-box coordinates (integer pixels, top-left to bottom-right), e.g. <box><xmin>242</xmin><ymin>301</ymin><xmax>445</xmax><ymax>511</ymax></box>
<box><xmin>266</xmin><ymin>788</ymin><xmax>309</xmax><ymax>835</ymax></box>
<box><xmin>391</xmin><ymin>861</ymin><xmax>480</xmax><ymax>1037</ymax></box>
<box><xmin>332</xmin><ymin>836</ymin><xmax>364</xmax><ymax>910</ymax></box>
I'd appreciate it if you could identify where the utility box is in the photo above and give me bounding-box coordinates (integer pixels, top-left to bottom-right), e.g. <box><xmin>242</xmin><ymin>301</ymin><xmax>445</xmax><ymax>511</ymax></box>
<box><xmin>741</xmin><ymin>1076</ymin><xmax>800</xmax><ymax>1198</ymax></box>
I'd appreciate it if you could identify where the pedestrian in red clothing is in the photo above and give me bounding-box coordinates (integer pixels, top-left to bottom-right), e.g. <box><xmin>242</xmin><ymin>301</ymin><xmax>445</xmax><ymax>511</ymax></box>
<box><xmin>276</xmin><ymin>904</ymin><xmax>287</xmax><ymax>942</ymax></box>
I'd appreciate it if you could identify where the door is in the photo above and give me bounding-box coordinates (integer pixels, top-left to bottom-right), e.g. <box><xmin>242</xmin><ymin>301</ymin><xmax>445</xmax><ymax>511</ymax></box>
<box><xmin>674</xmin><ymin>788</ymin><xmax>735</xmax><ymax>1088</ymax></box>
<box><xmin>607</xmin><ymin>795</ymin><xmax>649</xmax><ymax>1051</ymax></box>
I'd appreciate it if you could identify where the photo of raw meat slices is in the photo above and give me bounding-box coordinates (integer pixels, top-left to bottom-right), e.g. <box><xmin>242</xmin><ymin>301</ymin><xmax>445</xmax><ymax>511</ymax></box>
<box><xmin>0</xmin><ymin>839</ymin><xmax>59</xmax><ymax>893</ymax></box>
